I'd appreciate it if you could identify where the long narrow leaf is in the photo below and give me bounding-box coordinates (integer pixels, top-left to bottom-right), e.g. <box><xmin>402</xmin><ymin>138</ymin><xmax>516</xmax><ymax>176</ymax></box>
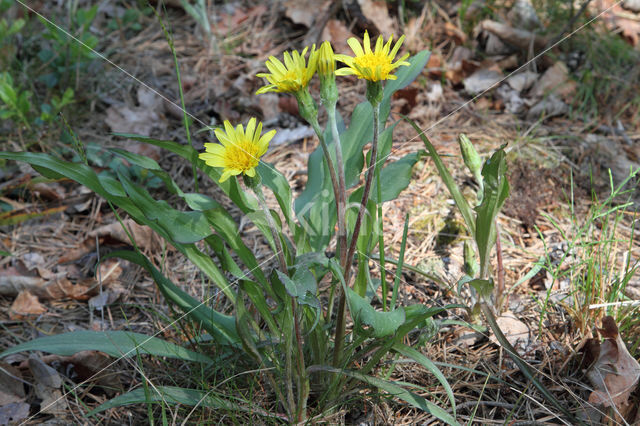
<box><xmin>86</xmin><ymin>385</ymin><xmax>287</xmax><ymax>420</ymax></box>
<box><xmin>106</xmin><ymin>250</ymin><xmax>240</xmax><ymax>347</ymax></box>
<box><xmin>0</xmin><ymin>331</ymin><xmax>212</xmax><ymax>363</ymax></box>
<box><xmin>401</xmin><ymin>117</ymin><xmax>476</xmax><ymax>237</ymax></box>
<box><xmin>311</xmin><ymin>366</ymin><xmax>458</xmax><ymax>425</ymax></box>
<box><xmin>393</xmin><ymin>343</ymin><xmax>456</xmax><ymax>417</ymax></box>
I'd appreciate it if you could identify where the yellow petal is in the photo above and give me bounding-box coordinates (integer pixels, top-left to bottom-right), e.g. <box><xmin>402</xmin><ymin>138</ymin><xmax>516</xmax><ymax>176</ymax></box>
<box><xmin>223</xmin><ymin>120</ymin><xmax>235</xmax><ymax>139</ymax></box>
<box><xmin>375</xmin><ymin>34</ymin><xmax>383</xmax><ymax>53</ymax></box>
<box><xmin>363</xmin><ymin>31</ymin><xmax>371</xmax><ymax>54</ymax></box>
<box><xmin>389</xmin><ymin>35</ymin><xmax>405</xmax><ymax>60</ymax></box>
<box><xmin>254</xmin><ymin>122</ymin><xmax>263</xmax><ymax>144</ymax></box>
<box><xmin>245</xmin><ymin>118</ymin><xmax>256</xmax><ymax>140</ymax></box>
<box><xmin>204</xmin><ymin>143</ymin><xmax>225</xmax><ymax>156</ymax></box>
<box><xmin>214</xmin><ymin>129</ymin><xmax>233</xmax><ymax>146</ymax></box>
<box><xmin>244</xmin><ymin>167</ymin><xmax>256</xmax><ymax>177</ymax></box>
<box><xmin>334</xmin><ymin>67</ymin><xmax>355</xmax><ymax>76</ymax></box>
<box><xmin>346</xmin><ymin>38</ymin><xmax>364</xmax><ymax>57</ymax></box>
<box><xmin>258</xmin><ymin>129</ymin><xmax>276</xmax><ymax>155</ymax></box>
<box><xmin>199</xmin><ymin>153</ymin><xmax>226</xmax><ymax>167</ymax></box>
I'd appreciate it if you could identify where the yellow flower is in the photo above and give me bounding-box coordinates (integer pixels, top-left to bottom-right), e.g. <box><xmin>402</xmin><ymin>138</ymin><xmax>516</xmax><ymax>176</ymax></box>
<box><xmin>335</xmin><ymin>32</ymin><xmax>410</xmax><ymax>82</ymax></box>
<box><xmin>256</xmin><ymin>46</ymin><xmax>318</xmax><ymax>94</ymax></box>
<box><xmin>199</xmin><ymin>118</ymin><xmax>275</xmax><ymax>182</ymax></box>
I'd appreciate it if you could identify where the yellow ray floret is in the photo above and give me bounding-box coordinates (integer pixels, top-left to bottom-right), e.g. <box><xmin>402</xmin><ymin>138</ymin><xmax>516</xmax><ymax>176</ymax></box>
<box><xmin>335</xmin><ymin>31</ymin><xmax>410</xmax><ymax>82</ymax></box>
<box><xmin>199</xmin><ymin>118</ymin><xmax>275</xmax><ymax>182</ymax></box>
<box><xmin>256</xmin><ymin>46</ymin><xmax>318</xmax><ymax>94</ymax></box>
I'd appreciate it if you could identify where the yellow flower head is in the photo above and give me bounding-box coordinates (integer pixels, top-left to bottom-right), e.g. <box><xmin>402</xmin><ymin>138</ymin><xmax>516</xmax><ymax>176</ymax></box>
<box><xmin>256</xmin><ymin>46</ymin><xmax>318</xmax><ymax>94</ymax></box>
<box><xmin>317</xmin><ymin>41</ymin><xmax>336</xmax><ymax>76</ymax></box>
<box><xmin>335</xmin><ymin>31</ymin><xmax>410</xmax><ymax>82</ymax></box>
<box><xmin>199</xmin><ymin>118</ymin><xmax>275</xmax><ymax>182</ymax></box>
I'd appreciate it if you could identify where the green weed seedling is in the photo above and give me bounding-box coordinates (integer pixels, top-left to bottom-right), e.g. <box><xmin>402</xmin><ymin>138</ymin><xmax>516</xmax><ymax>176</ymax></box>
<box><xmin>37</xmin><ymin>4</ymin><xmax>98</xmax><ymax>88</ymax></box>
<box><xmin>405</xmin><ymin>123</ymin><xmax>579</xmax><ymax>422</ymax></box>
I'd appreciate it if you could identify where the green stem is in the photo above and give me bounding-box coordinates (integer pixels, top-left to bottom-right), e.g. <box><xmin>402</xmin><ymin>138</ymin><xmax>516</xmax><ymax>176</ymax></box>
<box><xmin>253</xmin><ymin>186</ymin><xmax>287</xmax><ymax>274</ymax></box>
<box><xmin>308</xmin><ymin>117</ymin><xmax>341</xmax><ymax>210</ymax></box>
<box><xmin>156</xmin><ymin>9</ymin><xmax>198</xmax><ymax>192</ymax></box>
<box><xmin>253</xmin><ymin>185</ymin><xmax>300</xmax><ymax>419</ymax></box>
<box><xmin>374</xmin><ymin>110</ymin><xmax>387</xmax><ymax>311</ymax></box>
<box><xmin>326</xmin><ymin>106</ymin><xmax>348</xmax><ymax>271</ymax></box>
<box><xmin>333</xmin><ymin>102</ymin><xmax>381</xmax><ymax>367</ymax></box>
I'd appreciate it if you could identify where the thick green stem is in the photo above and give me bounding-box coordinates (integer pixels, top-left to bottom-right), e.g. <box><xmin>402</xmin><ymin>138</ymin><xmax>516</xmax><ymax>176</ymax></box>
<box><xmin>253</xmin><ymin>185</ymin><xmax>307</xmax><ymax>421</ymax></box>
<box><xmin>253</xmin><ymin>185</ymin><xmax>287</xmax><ymax>274</ymax></box>
<box><xmin>308</xmin><ymin>118</ymin><xmax>341</xmax><ymax>210</ymax></box>
<box><xmin>374</xmin><ymin>109</ymin><xmax>387</xmax><ymax>311</ymax></box>
<box><xmin>326</xmin><ymin>107</ymin><xmax>348</xmax><ymax>269</ymax></box>
<box><xmin>333</xmin><ymin>102</ymin><xmax>381</xmax><ymax>367</ymax></box>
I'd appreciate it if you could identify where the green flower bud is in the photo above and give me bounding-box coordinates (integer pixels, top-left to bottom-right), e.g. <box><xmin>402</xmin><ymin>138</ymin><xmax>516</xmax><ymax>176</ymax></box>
<box><xmin>318</xmin><ymin>41</ymin><xmax>339</xmax><ymax>107</ymax></box>
<box><xmin>459</xmin><ymin>134</ymin><xmax>483</xmax><ymax>181</ymax></box>
<box><xmin>317</xmin><ymin>41</ymin><xmax>336</xmax><ymax>76</ymax></box>
<box><xmin>459</xmin><ymin>134</ymin><xmax>484</xmax><ymax>203</ymax></box>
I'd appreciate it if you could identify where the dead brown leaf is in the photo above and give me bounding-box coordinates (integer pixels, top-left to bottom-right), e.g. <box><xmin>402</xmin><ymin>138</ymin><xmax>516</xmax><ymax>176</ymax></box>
<box><xmin>443</xmin><ymin>22</ymin><xmax>467</xmax><ymax>45</ymax></box>
<box><xmin>529</xmin><ymin>61</ymin><xmax>575</xmax><ymax>100</ymax></box>
<box><xmin>9</xmin><ymin>290</ymin><xmax>47</xmax><ymax>319</ymax></box>
<box><xmin>596</xmin><ymin>0</ymin><xmax>640</xmax><ymax>45</ymax></box>
<box><xmin>285</xmin><ymin>0</ymin><xmax>326</xmax><ymax>28</ymax></box>
<box><xmin>68</xmin><ymin>351</ymin><xmax>121</xmax><ymax>394</ymax></box>
<box><xmin>59</xmin><ymin>218</ymin><xmax>163</xmax><ymax>264</ymax></box>
<box><xmin>357</xmin><ymin>0</ymin><xmax>396</xmax><ymax>37</ymax></box>
<box><xmin>584</xmin><ymin>316</ymin><xmax>640</xmax><ymax>422</ymax></box>
<box><xmin>0</xmin><ymin>402</ymin><xmax>29</xmax><ymax>425</ymax></box>
<box><xmin>105</xmin><ymin>87</ymin><xmax>166</xmax><ymax>160</ymax></box>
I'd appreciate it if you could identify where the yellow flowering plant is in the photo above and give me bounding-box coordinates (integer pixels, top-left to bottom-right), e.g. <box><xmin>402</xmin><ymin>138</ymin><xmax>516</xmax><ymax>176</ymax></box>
<box><xmin>0</xmin><ymin>33</ymin><xmax>495</xmax><ymax>424</ymax></box>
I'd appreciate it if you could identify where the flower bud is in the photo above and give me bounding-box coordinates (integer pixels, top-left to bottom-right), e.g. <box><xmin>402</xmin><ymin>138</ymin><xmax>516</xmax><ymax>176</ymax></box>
<box><xmin>459</xmin><ymin>134</ymin><xmax>482</xmax><ymax>179</ymax></box>
<box><xmin>458</xmin><ymin>134</ymin><xmax>484</xmax><ymax>202</ymax></box>
<box><xmin>317</xmin><ymin>41</ymin><xmax>336</xmax><ymax>76</ymax></box>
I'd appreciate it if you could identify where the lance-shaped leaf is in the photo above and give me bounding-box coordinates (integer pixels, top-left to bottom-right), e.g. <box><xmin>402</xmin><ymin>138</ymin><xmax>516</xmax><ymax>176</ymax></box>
<box><xmin>475</xmin><ymin>147</ymin><xmax>509</xmax><ymax>276</ymax></box>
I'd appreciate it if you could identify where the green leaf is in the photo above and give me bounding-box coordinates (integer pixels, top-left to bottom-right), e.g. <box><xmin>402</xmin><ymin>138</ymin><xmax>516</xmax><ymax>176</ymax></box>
<box><xmin>393</xmin><ymin>343</ymin><xmax>456</xmax><ymax>417</ymax></box>
<box><xmin>276</xmin><ymin>267</ymin><xmax>316</xmax><ymax>299</ymax></box>
<box><xmin>369</xmin><ymin>152</ymin><xmax>420</xmax><ymax>203</ymax></box>
<box><xmin>86</xmin><ymin>386</ymin><xmax>285</xmax><ymax>420</ymax></box>
<box><xmin>403</xmin><ymin>116</ymin><xmax>476</xmax><ymax>237</ymax></box>
<box><xmin>257</xmin><ymin>161</ymin><xmax>299</xmax><ymax>237</ymax></box>
<box><xmin>0</xmin><ymin>331</ymin><xmax>212</xmax><ymax>364</ymax></box>
<box><xmin>322</xmin><ymin>367</ymin><xmax>458</xmax><ymax>425</ymax></box>
<box><xmin>118</xmin><ymin>171</ymin><xmax>211</xmax><ymax>244</ymax></box>
<box><xmin>294</xmin><ymin>51</ymin><xmax>430</xmax><ymax>252</ymax></box>
<box><xmin>105</xmin><ymin>250</ymin><xmax>240</xmax><ymax>347</ymax></box>
<box><xmin>475</xmin><ymin>147</ymin><xmax>509</xmax><ymax>275</ymax></box>
<box><xmin>201</xmin><ymin>205</ymin><xmax>271</xmax><ymax>294</ymax></box>
<box><xmin>469</xmin><ymin>278</ymin><xmax>494</xmax><ymax>300</ymax></box>
<box><xmin>345</xmin><ymin>287</ymin><xmax>405</xmax><ymax>337</ymax></box>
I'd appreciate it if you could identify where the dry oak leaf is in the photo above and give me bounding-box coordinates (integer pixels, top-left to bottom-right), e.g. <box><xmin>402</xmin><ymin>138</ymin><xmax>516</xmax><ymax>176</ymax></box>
<box><xmin>585</xmin><ymin>316</ymin><xmax>640</xmax><ymax>411</ymax></box>
<box><xmin>357</xmin><ymin>0</ymin><xmax>396</xmax><ymax>37</ymax></box>
<box><xmin>9</xmin><ymin>290</ymin><xmax>46</xmax><ymax>320</ymax></box>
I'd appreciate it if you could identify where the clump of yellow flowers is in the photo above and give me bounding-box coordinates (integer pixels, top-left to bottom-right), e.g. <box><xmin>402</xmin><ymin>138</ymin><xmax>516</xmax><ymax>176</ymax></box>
<box><xmin>198</xmin><ymin>32</ymin><xmax>409</xmax><ymax>182</ymax></box>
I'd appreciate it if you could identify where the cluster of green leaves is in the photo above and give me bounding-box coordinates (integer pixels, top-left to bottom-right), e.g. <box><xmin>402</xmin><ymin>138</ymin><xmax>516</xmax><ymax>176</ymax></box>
<box><xmin>0</xmin><ymin>1</ymin><xmax>90</xmax><ymax>131</ymax></box>
<box><xmin>0</xmin><ymin>50</ymin><xmax>463</xmax><ymax>424</ymax></box>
